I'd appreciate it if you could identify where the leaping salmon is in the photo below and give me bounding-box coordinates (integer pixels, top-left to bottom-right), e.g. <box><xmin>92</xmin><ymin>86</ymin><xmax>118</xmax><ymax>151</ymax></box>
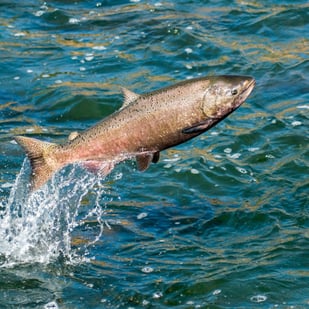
<box><xmin>15</xmin><ymin>75</ymin><xmax>255</xmax><ymax>191</ymax></box>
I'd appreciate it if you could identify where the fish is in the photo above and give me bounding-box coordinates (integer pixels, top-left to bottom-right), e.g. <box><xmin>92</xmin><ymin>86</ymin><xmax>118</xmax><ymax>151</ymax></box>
<box><xmin>15</xmin><ymin>75</ymin><xmax>255</xmax><ymax>191</ymax></box>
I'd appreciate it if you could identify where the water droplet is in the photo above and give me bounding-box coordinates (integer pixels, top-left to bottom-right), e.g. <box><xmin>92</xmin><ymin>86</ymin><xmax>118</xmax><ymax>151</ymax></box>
<box><xmin>248</xmin><ymin>147</ymin><xmax>259</xmax><ymax>152</ymax></box>
<box><xmin>250</xmin><ymin>295</ymin><xmax>267</xmax><ymax>303</ymax></box>
<box><xmin>137</xmin><ymin>212</ymin><xmax>148</xmax><ymax>220</ymax></box>
<box><xmin>92</xmin><ymin>45</ymin><xmax>106</xmax><ymax>51</ymax></box>
<box><xmin>297</xmin><ymin>105</ymin><xmax>309</xmax><ymax>109</ymax></box>
<box><xmin>34</xmin><ymin>10</ymin><xmax>45</xmax><ymax>17</ymax></box>
<box><xmin>191</xmin><ymin>168</ymin><xmax>199</xmax><ymax>174</ymax></box>
<box><xmin>265</xmin><ymin>154</ymin><xmax>275</xmax><ymax>159</ymax></box>
<box><xmin>141</xmin><ymin>266</ymin><xmax>154</xmax><ymax>273</ymax></box>
<box><xmin>153</xmin><ymin>291</ymin><xmax>163</xmax><ymax>299</ymax></box>
<box><xmin>291</xmin><ymin>121</ymin><xmax>302</xmax><ymax>126</ymax></box>
<box><xmin>210</xmin><ymin>131</ymin><xmax>219</xmax><ymax>136</ymax></box>
<box><xmin>85</xmin><ymin>53</ymin><xmax>94</xmax><ymax>61</ymax></box>
<box><xmin>228</xmin><ymin>153</ymin><xmax>241</xmax><ymax>159</ymax></box>
<box><xmin>44</xmin><ymin>301</ymin><xmax>58</xmax><ymax>309</ymax></box>
<box><xmin>14</xmin><ymin>32</ymin><xmax>26</xmax><ymax>37</ymax></box>
<box><xmin>236</xmin><ymin>166</ymin><xmax>247</xmax><ymax>174</ymax></box>
<box><xmin>69</xmin><ymin>18</ymin><xmax>80</xmax><ymax>24</ymax></box>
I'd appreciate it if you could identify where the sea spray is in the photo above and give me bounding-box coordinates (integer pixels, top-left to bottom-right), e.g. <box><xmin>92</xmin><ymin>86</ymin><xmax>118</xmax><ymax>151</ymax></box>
<box><xmin>0</xmin><ymin>159</ymin><xmax>108</xmax><ymax>267</ymax></box>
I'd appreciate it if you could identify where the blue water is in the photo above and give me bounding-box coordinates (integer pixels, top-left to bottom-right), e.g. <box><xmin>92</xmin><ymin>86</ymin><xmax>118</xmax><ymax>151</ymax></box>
<box><xmin>0</xmin><ymin>0</ymin><xmax>308</xmax><ymax>308</ymax></box>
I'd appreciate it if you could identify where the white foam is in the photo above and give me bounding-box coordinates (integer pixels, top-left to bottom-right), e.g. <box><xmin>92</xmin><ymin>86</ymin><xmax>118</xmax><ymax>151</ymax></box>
<box><xmin>0</xmin><ymin>160</ymin><xmax>107</xmax><ymax>267</ymax></box>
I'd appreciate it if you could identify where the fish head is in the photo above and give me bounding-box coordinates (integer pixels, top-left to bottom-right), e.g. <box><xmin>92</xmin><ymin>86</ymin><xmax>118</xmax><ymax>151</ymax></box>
<box><xmin>201</xmin><ymin>75</ymin><xmax>255</xmax><ymax>119</ymax></box>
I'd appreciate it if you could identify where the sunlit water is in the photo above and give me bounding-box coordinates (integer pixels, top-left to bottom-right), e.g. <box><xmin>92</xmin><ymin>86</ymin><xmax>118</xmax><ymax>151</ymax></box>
<box><xmin>0</xmin><ymin>0</ymin><xmax>308</xmax><ymax>308</ymax></box>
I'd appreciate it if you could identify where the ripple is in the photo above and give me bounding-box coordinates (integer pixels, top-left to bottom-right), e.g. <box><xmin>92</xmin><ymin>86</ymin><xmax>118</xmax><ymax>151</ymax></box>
<box><xmin>0</xmin><ymin>0</ymin><xmax>308</xmax><ymax>307</ymax></box>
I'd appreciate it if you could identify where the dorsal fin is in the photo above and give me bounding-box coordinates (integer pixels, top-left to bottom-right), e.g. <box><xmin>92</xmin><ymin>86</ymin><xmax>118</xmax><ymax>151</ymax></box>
<box><xmin>121</xmin><ymin>87</ymin><xmax>140</xmax><ymax>108</ymax></box>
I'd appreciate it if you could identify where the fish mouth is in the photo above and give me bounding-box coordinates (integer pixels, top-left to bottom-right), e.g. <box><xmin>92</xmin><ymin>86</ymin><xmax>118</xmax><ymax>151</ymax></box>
<box><xmin>235</xmin><ymin>77</ymin><xmax>256</xmax><ymax>108</ymax></box>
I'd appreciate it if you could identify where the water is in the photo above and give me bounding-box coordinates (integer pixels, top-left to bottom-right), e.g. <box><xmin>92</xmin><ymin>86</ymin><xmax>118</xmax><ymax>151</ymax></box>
<box><xmin>0</xmin><ymin>0</ymin><xmax>308</xmax><ymax>308</ymax></box>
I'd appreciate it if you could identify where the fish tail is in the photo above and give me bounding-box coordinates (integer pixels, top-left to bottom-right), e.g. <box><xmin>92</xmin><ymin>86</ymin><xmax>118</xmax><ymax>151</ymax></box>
<box><xmin>14</xmin><ymin>136</ymin><xmax>60</xmax><ymax>191</ymax></box>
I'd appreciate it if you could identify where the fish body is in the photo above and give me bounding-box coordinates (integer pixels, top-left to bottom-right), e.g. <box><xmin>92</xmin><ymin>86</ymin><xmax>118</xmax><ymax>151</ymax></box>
<box><xmin>15</xmin><ymin>75</ymin><xmax>255</xmax><ymax>191</ymax></box>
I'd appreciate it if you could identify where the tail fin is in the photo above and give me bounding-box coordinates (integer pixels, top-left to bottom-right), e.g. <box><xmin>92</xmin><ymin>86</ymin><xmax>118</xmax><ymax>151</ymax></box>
<box><xmin>14</xmin><ymin>136</ymin><xmax>60</xmax><ymax>191</ymax></box>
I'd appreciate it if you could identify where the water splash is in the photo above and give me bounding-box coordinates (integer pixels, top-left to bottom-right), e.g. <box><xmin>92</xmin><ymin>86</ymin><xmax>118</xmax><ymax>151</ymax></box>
<box><xmin>0</xmin><ymin>159</ymin><xmax>108</xmax><ymax>267</ymax></box>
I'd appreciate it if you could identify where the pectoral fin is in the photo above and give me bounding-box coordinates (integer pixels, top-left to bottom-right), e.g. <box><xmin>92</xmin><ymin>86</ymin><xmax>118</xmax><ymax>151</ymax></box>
<box><xmin>182</xmin><ymin>119</ymin><xmax>216</xmax><ymax>134</ymax></box>
<box><xmin>136</xmin><ymin>152</ymin><xmax>160</xmax><ymax>171</ymax></box>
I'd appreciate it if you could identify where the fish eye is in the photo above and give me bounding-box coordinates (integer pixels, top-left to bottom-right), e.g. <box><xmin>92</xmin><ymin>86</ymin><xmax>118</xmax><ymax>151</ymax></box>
<box><xmin>231</xmin><ymin>88</ymin><xmax>238</xmax><ymax>96</ymax></box>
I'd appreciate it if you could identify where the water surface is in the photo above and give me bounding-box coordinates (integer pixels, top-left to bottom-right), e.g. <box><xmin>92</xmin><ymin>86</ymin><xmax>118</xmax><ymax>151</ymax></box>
<box><xmin>0</xmin><ymin>0</ymin><xmax>308</xmax><ymax>308</ymax></box>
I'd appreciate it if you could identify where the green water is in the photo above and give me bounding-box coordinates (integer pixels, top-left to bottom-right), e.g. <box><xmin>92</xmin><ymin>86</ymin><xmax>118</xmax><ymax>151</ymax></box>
<box><xmin>0</xmin><ymin>0</ymin><xmax>308</xmax><ymax>308</ymax></box>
